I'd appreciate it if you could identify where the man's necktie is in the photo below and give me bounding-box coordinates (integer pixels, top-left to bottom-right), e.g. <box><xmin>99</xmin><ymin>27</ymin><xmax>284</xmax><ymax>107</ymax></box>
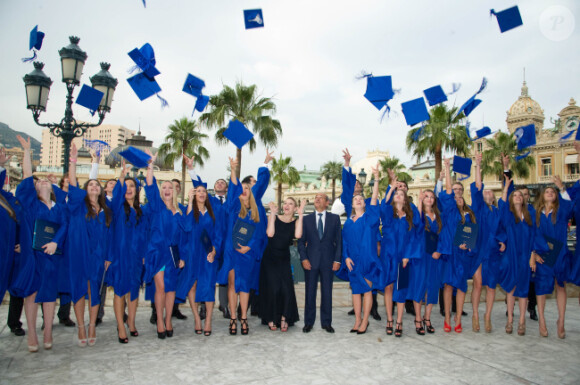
<box><xmin>318</xmin><ymin>213</ymin><xmax>324</xmax><ymax>240</ymax></box>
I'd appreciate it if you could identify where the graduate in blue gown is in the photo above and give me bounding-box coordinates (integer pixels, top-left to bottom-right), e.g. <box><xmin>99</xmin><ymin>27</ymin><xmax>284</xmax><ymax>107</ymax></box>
<box><xmin>565</xmin><ymin>173</ymin><xmax>580</xmax><ymax>289</ymax></box>
<box><xmin>12</xmin><ymin>135</ymin><xmax>67</xmax><ymax>352</ymax></box>
<box><xmin>177</xmin><ymin>171</ymin><xmax>221</xmax><ymax>336</ymax></box>
<box><xmin>143</xmin><ymin>152</ymin><xmax>187</xmax><ymax>339</ymax></box>
<box><xmin>336</xmin><ymin>164</ymin><xmax>382</xmax><ymax>334</ymax></box>
<box><xmin>497</xmin><ymin>176</ymin><xmax>536</xmax><ymax>336</ymax></box>
<box><xmin>414</xmin><ymin>189</ymin><xmax>450</xmax><ymax>334</ymax></box>
<box><xmin>531</xmin><ymin>181</ymin><xmax>574</xmax><ymax>339</ymax></box>
<box><xmin>439</xmin><ymin>158</ymin><xmax>477</xmax><ymax>333</ymax></box>
<box><xmin>380</xmin><ymin>174</ymin><xmax>421</xmax><ymax>337</ymax></box>
<box><xmin>0</xmin><ymin>154</ymin><xmax>19</xmax><ymax>306</ymax></box>
<box><xmin>469</xmin><ymin>153</ymin><xmax>505</xmax><ymax>333</ymax></box>
<box><xmin>106</xmin><ymin>163</ymin><xmax>148</xmax><ymax>343</ymax></box>
<box><xmin>216</xmin><ymin>157</ymin><xmax>267</xmax><ymax>335</ymax></box>
<box><xmin>64</xmin><ymin>143</ymin><xmax>112</xmax><ymax>347</ymax></box>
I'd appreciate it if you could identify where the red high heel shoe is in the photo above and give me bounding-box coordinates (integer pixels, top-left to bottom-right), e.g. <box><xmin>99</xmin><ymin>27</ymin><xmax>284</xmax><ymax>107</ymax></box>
<box><xmin>454</xmin><ymin>323</ymin><xmax>463</xmax><ymax>333</ymax></box>
<box><xmin>444</xmin><ymin>320</ymin><xmax>451</xmax><ymax>333</ymax></box>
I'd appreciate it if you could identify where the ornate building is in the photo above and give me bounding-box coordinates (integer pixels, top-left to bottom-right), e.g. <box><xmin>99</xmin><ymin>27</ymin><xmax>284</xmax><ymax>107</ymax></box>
<box><xmin>407</xmin><ymin>81</ymin><xmax>579</xmax><ymax>204</ymax></box>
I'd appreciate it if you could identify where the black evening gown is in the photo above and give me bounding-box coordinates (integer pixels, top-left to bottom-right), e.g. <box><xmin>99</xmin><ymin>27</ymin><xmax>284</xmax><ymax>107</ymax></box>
<box><xmin>259</xmin><ymin>217</ymin><xmax>300</xmax><ymax>326</ymax></box>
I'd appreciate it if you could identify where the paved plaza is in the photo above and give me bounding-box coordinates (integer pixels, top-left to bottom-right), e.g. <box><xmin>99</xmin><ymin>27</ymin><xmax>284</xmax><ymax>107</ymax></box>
<box><xmin>1</xmin><ymin>298</ymin><xmax>579</xmax><ymax>385</ymax></box>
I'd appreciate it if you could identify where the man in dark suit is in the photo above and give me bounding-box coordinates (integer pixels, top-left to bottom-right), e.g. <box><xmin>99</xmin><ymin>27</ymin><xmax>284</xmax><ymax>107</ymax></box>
<box><xmin>298</xmin><ymin>193</ymin><xmax>342</xmax><ymax>333</ymax></box>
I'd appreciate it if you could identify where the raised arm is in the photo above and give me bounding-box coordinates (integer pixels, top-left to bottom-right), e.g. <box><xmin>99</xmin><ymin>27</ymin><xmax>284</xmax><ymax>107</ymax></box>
<box><xmin>229</xmin><ymin>157</ymin><xmax>239</xmax><ymax>186</ymax></box>
<box><xmin>266</xmin><ymin>201</ymin><xmax>277</xmax><ymax>238</ymax></box>
<box><xmin>69</xmin><ymin>142</ymin><xmax>78</xmax><ymax>187</ymax></box>
<box><xmin>475</xmin><ymin>152</ymin><xmax>482</xmax><ymax>190</ymax></box>
<box><xmin>145</xmin><ymin>150</ymin><xmax>157</xmax><ymax>186</ymax></box>
<box><xmin>253</xmin><ymin>149</ymin><xmax>274</xmax><ymax>201</ymax></box>
<box><xmin>502</xmin><ymin>175</ymin><xmax>512</xmax><ymax>203</ymax></box>
<box><xmin>187</xmin><ymin>187</ymin><xmax>194</xmax><ymax>215</ymax></box>
<box><xmin>371</xmin><ymin>162</ymin><xmax>380</xmax><ymax>205</ymax></box>
<box><xmin>444</xmin><ymin>157</ymin><xmax>452</xmax><ymax>194</ymax></box>
<box><xmin>88</xmin><ymin>150</ymin><xmax>100</xmax><ymax>180</ymax></box>
<box><xmin>295</xmin><ymin>199</ymin><xmax>306</xmax><ymax>239</ymax></box>
<box><xmin>118</xmin><ymin>160</ymin><xmax>131</xmax><ymax>186</ymax></box>
<box><xmin>16</xmin><ymin>135</ymin><xmax>32</xmax><ymax>179</ymax></box>
<box><xmin>384</xmin><ymin>173</ymin><xmax>397</xmax><ymax>204</ymax></box>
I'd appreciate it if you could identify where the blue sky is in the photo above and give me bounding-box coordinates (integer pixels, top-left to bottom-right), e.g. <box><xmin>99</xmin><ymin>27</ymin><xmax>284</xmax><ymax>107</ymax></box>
<box><xmin>1</xmin><ymin>0</ymin><xmax>578</xmax><ymax>201</ymax></box>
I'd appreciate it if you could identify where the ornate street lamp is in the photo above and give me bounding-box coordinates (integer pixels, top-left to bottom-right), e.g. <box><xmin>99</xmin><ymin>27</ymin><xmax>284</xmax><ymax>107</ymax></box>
<box><xmin>357</xmin><ymin>168</ymin><xmax>367</xmax><ymax>185</ymax></box>
<box><xmin>23</xmin><ymin>36</ymin><xmax>117</xmax><ymax>175</ymax></box>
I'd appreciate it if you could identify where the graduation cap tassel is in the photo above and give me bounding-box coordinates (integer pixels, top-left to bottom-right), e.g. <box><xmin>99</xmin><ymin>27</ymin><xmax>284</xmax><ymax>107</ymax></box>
<box><xmin>490</xmin><ymin>9</ymin><xmax>497</xmax><ymax>17</ymax></box>
<box><xmin>156</xmin><ymin>93</ymin><xmax>169</xmax><ymax>108</ymax></box>
<box><xmin>127</xmin><ymin>65</ymin><xmax>142</xmax><ymax>75</ymax></box>
<box><xmin>355</xmin><ymin>71</ymin><xmax>373</xmax><ymax>80</ymax></box>
<box><xmin>476</xmin><ymin>77</ymin><xmax>488</xmax><ymax>95</ymax></box>
<box><xmin>142</xmin><ymin>0</ymin><xmax>146</xmax><ymax>7</ymax></box>
<box><xmin>21</xmin><ymin>50</ymin><xmax>37</xmax><ymax>63</ymax></box>
<box><xmin>448</xmin><ymin>83</ymin><xmax>461</xmax><ymax>95</ymax></box>
<box><xmin>379</xmin><ymin>104</ymin><xmax>392</xmax><ymax>123</ymax></box>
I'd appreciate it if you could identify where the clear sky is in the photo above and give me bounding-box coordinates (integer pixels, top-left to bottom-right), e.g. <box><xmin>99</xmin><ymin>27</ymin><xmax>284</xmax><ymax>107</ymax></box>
<box><xmin>1</xmin><ymin>0</ymin><xmax>578</xmax><ymax>199</ymax></box>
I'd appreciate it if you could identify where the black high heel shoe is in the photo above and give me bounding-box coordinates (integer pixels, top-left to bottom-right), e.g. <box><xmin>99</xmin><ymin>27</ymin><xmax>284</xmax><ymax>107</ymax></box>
<box><xmin>229</xmin><ymin>318</ymin><xmax>237</xmax><ymax>335</ymax></box>
<box><xmin>415</xmin><ymin>320</ymin><xmax>425</xmax><ymax>335</ymax></box>
<box><xmin>357</xmin><ymin>322</ymin><xmax>369</xmax><ymax>335</ymax></box>
<box><xmin>157</xmin><ymin>329</ymin><xmax>166</xmax><ymax>339</ymax></box>
<box><xmin>117</xmin><ymin>328</ymin><xmax>128</xmax><ymax>344</ymax></box>
<box><xmin>386</xmin><ymin>320</ymin><xmax>394</xmax><ymax>335</ymax></box>
<box><xmin>395</xmin><ymin>322</ymin><xmax>403</xmax><ymax>338</ymax></box>
<box><xmin>423</xmin><ymin>318</ymin><xmax>435</xmax><ymax>334</ymax></box>
<box><xmin>240</xmin><ymin>318</ymin><xmax>249</xmax><ymax>335</ymax></box>
<box><xmin>166</xmin><ymin>329</ymin><xmax>173</xmax><ymax>338</ymax></box>
<box><xmin>130</xmin><ymin>329</ymin><xmax>139</xmax><ymax>337</ymax></box>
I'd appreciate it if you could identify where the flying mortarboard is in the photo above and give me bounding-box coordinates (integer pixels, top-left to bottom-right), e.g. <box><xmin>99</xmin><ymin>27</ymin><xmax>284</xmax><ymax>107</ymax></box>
<box><xmin>195</xmin><ymin>94</ymin><xmax>210</xmax><ymax>113</ymax></box>
<box><xmin>401</xmin><ymin>97</ymin><xmax>430</xmax><ymax>126</ymax></box>
<box><xmin>364</xmin><ymin>75</ymin><xmax>395</xmax><ymax>111</ymax></box>
<box><xmin>223</xmin><ymin>120</ymin><xmax>254</xmax><ymax>149</ymax></box>
<box><xmin>454</xmin><ymin>77</ymin><xmax>487</xmax><ymax>119</ymax></box>
<box><xmin>192</xmin><ymin>175</ymin><xmax>208</xmax><ymax>189</ymax></box>
<box><xmin>22</xmin><ymin>25</ymin><xmax>45</xmax><ymax>63</ymax></box>
<box><xmin>75</xmin><ymin>84</ymin><xmax>104</xmax><ymax>116</ymax></box>
<box><xmin>118</xmin><ymin>146</ymin><xmax>151</xmax><ymax>168</ymax></box>
<box><xmin>128</xmin><ymin>43</ymin><xmax>160</xmax><ymax>79</ymax></box>
<box><xmin>490</xmin><ymin>6</ymin><xmax>523</xmax><ymax>33</ymax></box>
<box><xmin>183</xmin><ymin>74</ymin><xmax>205</xmax><ymax>98</ymax></box>
<box><xmin>244</xmin><ymin>9</ymin><xmax>264</xmax><ymax>29</ymax></box>
<box><xmin>453</xmin><ymin>155</ymin><xmax>472</xmax><ymax>181</ymax></box>
<box><xmin>423</xmin><ymin>85</ymin><xmax>448</xmax><ymax>107</ymax></box>
<box><xmin>127</xmin><ymin>72</ymin><xmax>162</xmax><ymax>101</ymax></box>
<box><xmin>514</xmin><ymin>124</ymin><xmax>536</xmax><ymax>160</ymax></box>
<box><xmin>474</xmin><ymin>126</ymin><xmax>492</xmax><ymax>139</ymax></box>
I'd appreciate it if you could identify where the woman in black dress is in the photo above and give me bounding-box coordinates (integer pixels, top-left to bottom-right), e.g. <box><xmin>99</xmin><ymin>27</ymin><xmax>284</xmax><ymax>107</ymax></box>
<box><xmin>259</xmin><ymin>198</ymin><xmax>306</xmax><ymax>331</ymax></box>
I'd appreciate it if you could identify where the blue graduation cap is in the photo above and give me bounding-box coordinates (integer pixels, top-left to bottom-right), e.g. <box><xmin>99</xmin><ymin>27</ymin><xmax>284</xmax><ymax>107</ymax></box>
<box><xmin>244</xmin><ymin>9</ymin><xmax>264</xmax><ymax>29</ymax></box>
<box><xmin>118</xmin><ymin>146</ymin><xmax>151</xmax><ymax>168</ymax></box>
<box><xmin>364</xmin><ymin>75</ymin><xmax>395</xmax><ymax>111</ymax></box>
<box><xmin>182</xmin><ymin>74</ymin><xmax>205</xmax><ymax>98</ymax></box>
<box><xmin>454</xmin><ymin>77</ymin><xmax>487</xmax><ymax>119</ymax></box>
<box><xmin>83</xmin><ymin>139</ymin><xmax>110</xmax><ymax>157</ymax></box>
<box><xmin>192</xmin><ymin>175</ymin><xmax>208</xmax><ymax>189</ymax></box>
<box><xmin>514</xmin><ymin>124</ymin><xmax>536</xmax><ymax>160</ymax></box>
<box><xmin>491</xmin><ymin>6</ymin><xmax>523</xmax><ymax>33</ymax></box>
<box><xmin>453</xmin><ymin>155</ymin><xmax>472</xmax><ymax>180</ymax></box>
<box><xmin>423</xmin><ymin>85</ymin><xmax>448</xmax><ymax>106</ymax></box>
<box><xmin>23</xmin><ymin>25</ymin><xmax>45</xmax><ymax>62</ymax></box>
<box><xmin>223</xmin><ymin>120</ymin><xmax>254</xmax><ymax>149</ymax></box>
<box><xmin>75</xmin><ymin>84</ymin><xmax>104</xmax><ymax>116</ymax></box>
<box><xmin>195</xmin><ymin>94</ymin><xmax>210</xmax><ymax>113</ymax></box>
<box><xmin>128</xmin><ymin>43</ymin><xmax>160</xmax><ymax>80</ymax></box>
<box><xmin>474</xmin><ymin>126</ymin><xmax>492</xmax><ymax>140</ymax></box>
<box><xmin>401</xmin><ymin>97</ymin><xmax>430</xmax><ymax>126</ymax></box>
<box><xmin>127</xmin><ymin>72</ymin><xmax>162</xmax><ymax>101</ymax></box>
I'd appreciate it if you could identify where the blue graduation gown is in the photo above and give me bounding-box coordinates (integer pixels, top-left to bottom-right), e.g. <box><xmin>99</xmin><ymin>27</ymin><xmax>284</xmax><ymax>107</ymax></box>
<box><xmin>497</xmin><ymin>199</ymin><xmax>535</xmax><ymax>297</ymax></box>
<box><xmin>143</xmin><ymin>180</ymin><xmax>187</xmax><ymax>299</ymax></box>
<box><xmin>438</xmin><ymin>190</ymin><xmax>476</xmax><ymax>293</ymax></box>
<box><xmin>216</xmin><ymin>180</ymin><xmax>267</xmax><ymax>293</ymax></box>
<box><xmin>533</xmin><ymin>197</ymin><xmax>573</xmax><ymax>295</ymax></box>
<box><xmin>105</xmin><ymin>181</ymin><xmax>147</xmax><ymax>300</ymax></box>
<box><xmin>336</xmin><ymin>204</ymin><xmax>382</xmax><ymax>294</ymax></box>
<box><xmin>12</xmin><ymin>177</ymin><xmax>68</xmax><ymax>302</ymax></box>
<box><xmin>0</xmin><ymin>169</ymin><xmax>19</xmax><ymax>301</ymax></box>
<box><xmin>64</xmin><ymin>184</ymin><xmax>110</xmax><ymax>306</ymax></box>
<box><xmin>176</xmin><ymin>209</ymin><xmax>222</xmax><ymax>303</ymax></box>
<box><xmin>566</xmin><ymin>181</ymin><xmax>580</xmax><ymax>285</ymax></box>
<box><xmin>380</xmin><ymin>199</ymin><xmax>421</xmax><ymax>302</ymax></box>
<box><xmin>470</xmin><ymin>183</ymin><xmax>504</xmax><ymax>288</ymax></box>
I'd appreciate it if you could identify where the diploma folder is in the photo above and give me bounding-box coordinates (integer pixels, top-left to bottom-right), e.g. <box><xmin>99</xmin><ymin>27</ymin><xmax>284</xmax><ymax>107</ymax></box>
<box><xmin>396</xmin><ymin>263</ymin><xmax>410</xmax><ymax>291</ymax></box>
<box><xmin>170</xmin><ymin>245</ymin><xmax>180</xmax><ymax>268</ymax></box>
<box><xmin>453</xmin><ymin>222</ymin><xmax>478</xmax><ymax>251</ymax></box>
<box><xmin>425</xmin><ymin>231</ymin><xmax>439</xmax><ymax>255</ymax></box>
<box><xmin>33</xmin><ymin>219</ymin><xmax>63</xmax><ymax>255</ymax></box>
<box><xmin>201</xmin><ymin>229</ymin><xmax>213</xmax><ymax>254</ymax></box>
<box><xmin>540</xmin><ymin>235</ymin><xmax>563</xmax><ymax>268</ymax></box>
<box><xmin>232</xmin><ymin>219</ymin><xmax>256</xmax><ymax>247</ymax></box>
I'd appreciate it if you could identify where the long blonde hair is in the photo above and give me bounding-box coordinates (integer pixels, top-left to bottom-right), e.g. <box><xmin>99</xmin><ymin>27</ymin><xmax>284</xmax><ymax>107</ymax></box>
<box><xmin>0</xmin><ymin>194</ymin><xmax>17</xmax><ymax>222</ymax></box>
<box><xmin>239</xmin><ymin>184</ymin><xmax>260</xmax><ymax>222</ymax></box>
<box><xmin>161</xmin><ymin>180</ymin><xmax>182</xmax><ymax>215</ymax></box>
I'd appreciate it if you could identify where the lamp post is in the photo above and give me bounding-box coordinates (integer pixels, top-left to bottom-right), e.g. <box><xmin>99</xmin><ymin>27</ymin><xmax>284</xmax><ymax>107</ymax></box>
<box><xmin>23</xmin><ymin>36</ymin><xmax>118</xmax><ymax>175</ymax></box>
<box><xmin>357</xmin><ymin>168</ymin><xmax>367</xmax><ymax>186</ymax></box>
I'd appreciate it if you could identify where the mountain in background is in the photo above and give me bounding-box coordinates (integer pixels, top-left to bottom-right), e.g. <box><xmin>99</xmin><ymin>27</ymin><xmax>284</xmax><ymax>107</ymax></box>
<box><xmin>0</xmin><ymin>122</ymin><xmax>41</xmax><ymax>161</ymax></box>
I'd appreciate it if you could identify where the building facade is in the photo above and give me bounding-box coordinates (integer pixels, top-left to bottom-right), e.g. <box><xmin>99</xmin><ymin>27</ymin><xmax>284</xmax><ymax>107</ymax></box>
<box><xmin>40</xmin><ymin>124</ymin><xmax>134</xmax><ymax>167</ymax></box>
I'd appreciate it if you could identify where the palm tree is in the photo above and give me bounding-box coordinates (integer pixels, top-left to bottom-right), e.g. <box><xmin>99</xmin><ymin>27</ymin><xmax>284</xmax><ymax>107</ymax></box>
<box><xmin>158</xmin><ymin>117</ymin><xmax>210</xmax><ymax>204</ymax></box>
<box><xmin>406</xmin><ymin>104</ymin><xmax>469</xmax><ymax>178</ymax></box>
<box><xmin>379</xmin><ymin>156</ymin><xmax>411</xmax><ymax>184</ymax></box>
<box><xmin>271</xmin><ymin>155</ymin><xmax>300</xmax><ymax>212</ymax></box>
<box><xmin>320</xmin><ymin>160</ymin><xmax>342</xmax><ymax>202</ymax></box>
<box><xmin>199</xmin><ymin>82</ymin><xmax>282</xmax><ymax>178</ymax></box>
<box><xmin>480</xmin><ymin>131</ymin><xmax>535</xmax><ymax>179</ymax></box>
